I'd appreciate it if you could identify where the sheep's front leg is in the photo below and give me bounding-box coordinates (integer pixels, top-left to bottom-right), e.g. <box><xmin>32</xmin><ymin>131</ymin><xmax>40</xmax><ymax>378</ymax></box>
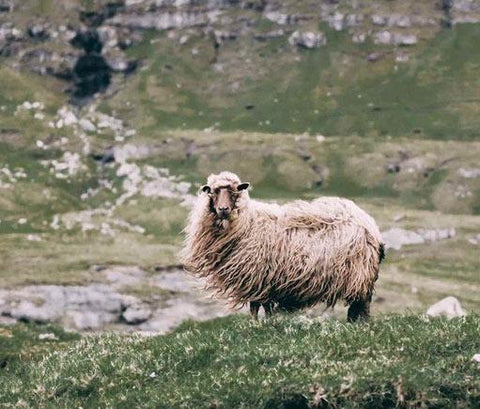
<box><xmin>250</xmin><ymin>301</ymin><xmax>260</xmax><ymax>320</ymax></box>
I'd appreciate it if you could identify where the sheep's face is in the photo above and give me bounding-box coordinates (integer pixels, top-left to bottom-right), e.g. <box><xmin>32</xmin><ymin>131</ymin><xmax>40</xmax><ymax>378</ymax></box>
<box><xmin>202</xmin><ymin>182</ymin><xmax>250</xmax><ymax>220</ymax></box>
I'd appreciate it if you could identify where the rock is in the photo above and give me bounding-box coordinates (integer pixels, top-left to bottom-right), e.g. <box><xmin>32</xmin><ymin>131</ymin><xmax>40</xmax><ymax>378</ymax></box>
<box><xmin>467</xmin><ymin>234</ymin><xmax>480</xmax><ymax>245</ymax></box>
<box><xmin>0</xmin><ymin>1</ymin><xmax>12</xmax><ymax>12</ymax></box>
<box><xmin>213</xmin><ymin>29</ymin><xmax>238</xmax><ymax>44</ymax></box>
<box><xmin>264</xmin><ymin>11</ymin><xmax>293</xmax><ymax>25</ymax></box>
<box><xmin>38</xmin><ymin>333</ymin><xmax>58</xmax><ymax>340</ymax></box>
<box><xmin>383</xmin><ymin>227</ymin><xmax>456</xmax><ymax>250</ymax></box>
<box><xmin>122</xmin><ymin>304</ymin><xmax>152</xmax><ymax>324</ymax></box>
<box><xmin>2</xmin><ymin>284</ymin><xmax>126</xmax><ymax>329</ymax></box>
<box><xmin>66</xmin><ymin>311</ymin><xmax>117</xmax><ymax>330</ymax></box>
<box><xmin>372</xmin><ymin>15</ymin><xmax>387</xmax><ymax>26</ymax></box>
<box><xmin>9</xmin><ymin>300</ymin><xmax>61</xmax><ymax>323</ymax></box>
<box><xmin>352</xmin><ymin>33</ymin><xmax>366</xmax><ymax>43</ymax></box>
<box><xmin>458</xmin><ymin>168</ymin><xmax>480</xmax><ymax>178</ymax></box>
<box><xmin>393</xmin><ymin>33</ymin><xmax>418</xmax><ymax>46</ymax></box>
<box><xmin>382</xmin><ymin>228</ymin><xmax>425</xmax><ymax>250</ymax></box>
<box><xmin>58</xmin><ymin>107</ymin><xmax>78</xmax><ymax>126</ymax></box>
<box><xmin>417</xmin><ymin>228</ymin><xmax>456</xmax><ymax>242</ymax></box>
<box><xmin>453</xmin><ymin>0</ymin><xmax>480</xmax><ymax>13</ymax></box>
<box><xmin>289</xmin><ymin>31</ymin><xmax>326</xmax><ymax>49</ymax></box>
<box><xmin>97</xmin><ymin>26</ymin><xmax>118</xmax><ymax>49</ymax></box>
<box><xmin>374</xmin><ymin>31</ymin><xmax>417</xmax><ymax>46</ymax></box>
<box><xmin>388</xmin><ymin>14</ymin><xmax>412</xmax><ymax>28</ymax></box>
<box><xmin>107</xmin><ymin>10</ymin><xmax>219</xmax><ymax>31</ymax></box>
<box><xmin>326</xmin><ymin>12</ymin><xmax>345</xmax><ymax>31</ymax></box>
<box><xmin>151</xmin><ymin>269</ymin><xmax>200</xmax><ymax>293</ymax></box>
<box><xmin>107</xmin><ymin>57</ymin><xmax>138</xmax><ymax>73</ymax></box>
<box><xmin>374</xmin><ymin>30</ymin><xmax>392</xmax><ymax>44</ymax></box>
<box><xmin>103</xmin><ymin>265</ymin><xmax>146</xmax><ymax>289</ymax></box>
<box><xmin>79</xmin><ymin>118</ymin><xmax>96</xmax><ymax>132</ymax></box>
<box><xmin>426</xmin><ymin>296</ymin><xmax>466</xmax><ymax>319</ymax></box>
<box><xmin>27</xmin><ymin>24</ymin><xmax>50</xmax><ymax>40</ymax></box>
<box><xmin>393</xmin><ymin>213</ymin><xmax>406</xmax><ymax>222</ymax></box>
<box><xmin>387</xmin><ymin>163</ymin><xmax>401</xmax><ymax>173</ymax></box>
<box><xmin>366</xmin><ymin>52</ymin><xmax>383</xmax><ymax>62</ymax></box>
<box><xmin>395</xmin><ymin>51</ymin><xmax>410</xmax><ymax>63</ymax></box>
<box><xmin>472</xmin><ymin>354</ymin><xmax>480</xmax><ymax>362</ymax></box>
<box><xmin>138</xmin><ymin>297</ymin><xmax>229</xmax><ymax>334</ymax></box>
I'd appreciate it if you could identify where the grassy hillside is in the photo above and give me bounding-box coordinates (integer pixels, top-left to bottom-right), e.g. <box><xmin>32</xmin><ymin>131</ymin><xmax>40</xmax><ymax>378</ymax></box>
<box><xmin>108</xmin><ymin>23</ymin><xmax>480</xmax><ymax>139</ymax></box>
<box><xmin>1</xmin><ymin>315</ymin><xmax>479</xmax><ymax>408</ymax></box>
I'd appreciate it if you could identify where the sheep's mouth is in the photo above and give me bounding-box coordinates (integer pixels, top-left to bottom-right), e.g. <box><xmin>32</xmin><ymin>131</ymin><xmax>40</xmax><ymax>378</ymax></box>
<box><xmin>216</xmin><ymin>210</ymin><xmax>231</xmax><ymax>220</ymax></box>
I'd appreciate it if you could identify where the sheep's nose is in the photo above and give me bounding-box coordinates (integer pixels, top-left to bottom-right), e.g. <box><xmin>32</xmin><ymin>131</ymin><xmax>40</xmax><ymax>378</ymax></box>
<box><xmin>218</xmin><ymin>206</ymin><xmax>230</xmax><ymax>212</ymax></box>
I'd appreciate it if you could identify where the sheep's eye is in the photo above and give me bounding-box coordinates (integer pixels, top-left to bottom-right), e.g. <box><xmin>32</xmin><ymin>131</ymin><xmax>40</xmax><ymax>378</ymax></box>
<box><xmin>214</xmin><ymin>188</ymin><xmax>220</xmax><ymax>194</ymax></box>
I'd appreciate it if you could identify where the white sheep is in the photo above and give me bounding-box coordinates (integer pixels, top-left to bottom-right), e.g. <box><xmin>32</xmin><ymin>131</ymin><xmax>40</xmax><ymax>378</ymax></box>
<box><xmin>182</xmin><ymin>171</ymin><xmax>384</xmax><ymax>321</ymax></box>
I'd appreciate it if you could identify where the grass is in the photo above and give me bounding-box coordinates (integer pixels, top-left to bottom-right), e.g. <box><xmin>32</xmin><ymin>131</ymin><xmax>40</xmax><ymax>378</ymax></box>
<box><xmin>108</xmin><ymin>23</ymin><xmax>480</xmax><ymax>139</ymax></box>
<box><xmin>0</xmin><ymin>315</ymin><xmax>479</xmax><ymax>408</ymax></box>
<box><xmin>0</xmin><ymin>322</ymin><xmax>80</xmax><ymax>371</ymax></box>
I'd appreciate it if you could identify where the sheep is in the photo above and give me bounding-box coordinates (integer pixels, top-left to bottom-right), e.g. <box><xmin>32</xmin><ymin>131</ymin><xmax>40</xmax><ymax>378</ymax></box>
<box><xmin>182</xmin><ymin>171</ymin><xmax>385</xmax><ymax>321</ymax></box>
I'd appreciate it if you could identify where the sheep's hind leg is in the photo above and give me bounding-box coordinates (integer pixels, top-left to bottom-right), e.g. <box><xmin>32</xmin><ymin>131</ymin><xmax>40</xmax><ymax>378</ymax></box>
<box><xmin>347</xmin><ymin>295</ymin><xmax>371</xmax><ymax>322</ymax></box>
<box><xmin>250</xmin><ymin>301</ymin><xmax>260</xmax><ymax>320</ymax></box>
<box><xmin>263</xmin><ymin>302</ymin><xmax>274</xmax><ymax>318</ymax></box>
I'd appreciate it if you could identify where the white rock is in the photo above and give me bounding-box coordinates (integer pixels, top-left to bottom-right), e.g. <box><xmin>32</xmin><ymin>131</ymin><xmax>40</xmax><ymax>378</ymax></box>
<box><xmin>289</xmin><ymin>31</ymin><xmax>327</xmax><ymax>48</ymax></box>
<box><xmin>38</xmin><ymin>333</ymin><xmax>58</xmax><ymax>340</ymax></box>
<box><xmin>393</xmin><ymin>33</ymin><xmax>417</xmax><ymax>46</ymax></box>
<box><xmin>27</xmin><ymin>234</ymin><xmax>42</xmax><ymax>242</ymax></box>
<box><xmin>382</xmin><ymin>227</ymin><xmax>425</xmax><ymax>250</ymax></box>
<box><xmin>458</xmin><ymin>168</ymin><xmax>480</xmax><ymax>178</ymax></box>
<box><xmin>426</xmin><ymin>296</ymin><xmax>466</xmax><ymax>319</ymax></box>
<box><xmin>472</xmin><ymin>354</ymin><xmax>480</xmax><ymax>362</ymax></box>
<box><xmin>374</xmin><ymin>30</ymin><xmax>392</xmax><ymax>44</ymax></box>
<box><xmin>79</xmin><ymin>118</ymin><xmax>96</xmax><ymax>132</ymax></box>
<box><xmin>62</xmin><ymin>111</ymin><xmax>78</xmax><ymax>126</ymax></box>
<box><xmin>352</xmin><ymin>33</ymin><xmax>366</xmax><ymax>43</ymax></box>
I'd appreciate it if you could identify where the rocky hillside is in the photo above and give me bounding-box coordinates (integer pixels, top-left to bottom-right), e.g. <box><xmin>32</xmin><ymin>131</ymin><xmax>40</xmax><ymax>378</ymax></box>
<box><xmin>2</xmin><ymin>0</ymin><xmax>480</xmax><ymax>136</ymax></box>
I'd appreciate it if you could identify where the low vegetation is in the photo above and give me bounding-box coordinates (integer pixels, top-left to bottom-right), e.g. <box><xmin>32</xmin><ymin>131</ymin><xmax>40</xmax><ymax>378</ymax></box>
<box><xmin>1</xmin><ymin>315</ymin><xmax>479</xmax><ymax>408</ymax></box>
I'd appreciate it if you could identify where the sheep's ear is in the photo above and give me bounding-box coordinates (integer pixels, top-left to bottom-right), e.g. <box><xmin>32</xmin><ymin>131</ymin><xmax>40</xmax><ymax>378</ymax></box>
<box><xmin>201</xmin><ymin>185</ymin><xmax>211</xmax><ymax>194</ymax></box>
<box><xmin>237</xmin><ymin>182</ymin><xmax>250</xmax><ymax>191</ymax></box>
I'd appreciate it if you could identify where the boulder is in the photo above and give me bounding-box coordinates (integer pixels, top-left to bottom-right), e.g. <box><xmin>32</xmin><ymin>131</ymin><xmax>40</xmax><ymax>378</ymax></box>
<box><xmin>426</xmin><ymin>296</ymin><xmax>466</xmax><ymax>319</ymax></box>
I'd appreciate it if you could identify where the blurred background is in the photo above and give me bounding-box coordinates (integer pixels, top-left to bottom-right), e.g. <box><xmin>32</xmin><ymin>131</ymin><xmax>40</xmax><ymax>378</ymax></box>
<box><xmin>0</xmin><ymin>0</ymin><xmax>479</xmax><ymax>333</ymax></box>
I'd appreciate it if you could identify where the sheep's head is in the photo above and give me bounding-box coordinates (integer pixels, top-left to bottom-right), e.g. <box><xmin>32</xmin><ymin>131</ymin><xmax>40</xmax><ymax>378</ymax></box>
<box><xmin>201</xmin><ymin>171</ymin><xmax>250</xmax><ymax>220</ymax></box>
